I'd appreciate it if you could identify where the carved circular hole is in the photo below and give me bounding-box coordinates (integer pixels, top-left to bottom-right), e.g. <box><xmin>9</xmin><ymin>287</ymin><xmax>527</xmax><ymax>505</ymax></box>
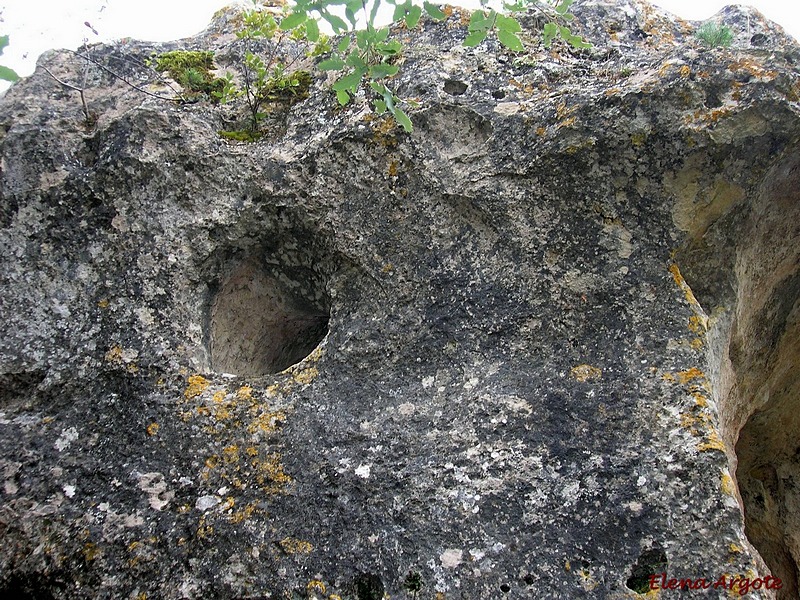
<box><xmin>209</xmin><ymin>258</ymin><xmax>329</xmax><ymax>377</ymax></box>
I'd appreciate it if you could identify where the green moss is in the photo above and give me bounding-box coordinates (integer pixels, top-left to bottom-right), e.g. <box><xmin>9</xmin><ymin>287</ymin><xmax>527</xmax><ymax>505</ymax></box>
<box><xmin>218</xmin><ymin>130</ymin><xmax>264</xmax><ymax>143</ymax></box>
<box><xmin>262</xmin><ymin>70</ymin><xmax>312</xmax><ymax>104</ymax></box>
<box><xmin>155</xmin><ymin>50</ymin><xmax>226</xmax><ymax>101</ymax></box>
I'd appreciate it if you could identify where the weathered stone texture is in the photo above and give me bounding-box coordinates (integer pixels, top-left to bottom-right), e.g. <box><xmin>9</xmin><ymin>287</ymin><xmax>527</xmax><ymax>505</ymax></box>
<box><xmin>0</xmin><ymin>1</ymin><xmax>799</xmax><ymax>598</ymax></box>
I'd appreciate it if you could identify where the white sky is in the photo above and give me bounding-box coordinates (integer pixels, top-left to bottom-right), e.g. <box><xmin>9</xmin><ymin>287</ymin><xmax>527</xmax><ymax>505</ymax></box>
<box><xmin>0</xmin><ymin>0</ymin><xmax>797</xmax><ymax>83</ymax></box>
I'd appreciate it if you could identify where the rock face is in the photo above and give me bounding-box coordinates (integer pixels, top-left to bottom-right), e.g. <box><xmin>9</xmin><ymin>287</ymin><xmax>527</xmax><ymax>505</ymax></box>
<box><xmin>0</xmin><ymin>1</ymin><xmax>799</xmax><ymax>598</ymax></box>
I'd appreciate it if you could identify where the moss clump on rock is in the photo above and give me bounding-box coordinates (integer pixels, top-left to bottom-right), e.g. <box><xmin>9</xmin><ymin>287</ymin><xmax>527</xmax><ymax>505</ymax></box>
<box><xmin>155</xmin><ymin>50</ymin><xmax>227</xmax><ymax>100</ymax></box>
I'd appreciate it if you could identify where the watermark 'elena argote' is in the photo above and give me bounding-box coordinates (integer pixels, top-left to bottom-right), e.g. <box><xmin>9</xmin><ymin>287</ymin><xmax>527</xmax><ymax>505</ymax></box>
<box><xmin>649</xmin><ymin>573</ymin><xmax>783</xmax><ymax>596</ymax></box>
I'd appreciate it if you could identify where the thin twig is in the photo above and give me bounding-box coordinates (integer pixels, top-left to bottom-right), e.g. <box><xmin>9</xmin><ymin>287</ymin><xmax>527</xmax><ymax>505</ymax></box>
<box><xmin>70</xmin><ymin>50</ymin><xmax>182</xmax><ymax>103</ymax></box>
<box><xmin>41</xmin><ymin>65</ymin><xmax>91</xmax><ymax>122</ymax></box>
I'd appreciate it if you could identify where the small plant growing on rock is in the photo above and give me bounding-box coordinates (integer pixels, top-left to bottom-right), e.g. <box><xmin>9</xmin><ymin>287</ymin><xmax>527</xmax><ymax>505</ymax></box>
<box><xmin>214</xmin><ymin>4</ymin><xmax>320</xmax><ymax>138</ymax></box>
<box><xmin>695</xmin><ymin>21</ymin><xmax>734</xmax><ymax>48</ymax></box>
<box><xmin>402</xmin><ymin>570</ymin><xmax>423</xmax><ymax>598</ymax></box>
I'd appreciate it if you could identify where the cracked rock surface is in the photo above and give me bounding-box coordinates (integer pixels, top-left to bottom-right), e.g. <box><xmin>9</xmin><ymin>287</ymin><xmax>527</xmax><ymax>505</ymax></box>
<box><xmin>1</xmin><ymin>1</ymin><xmax>799</xmax><ymax>598</ymax></box>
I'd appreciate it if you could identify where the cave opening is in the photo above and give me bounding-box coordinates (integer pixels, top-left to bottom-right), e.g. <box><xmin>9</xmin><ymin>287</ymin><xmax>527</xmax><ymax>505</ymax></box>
<box><xmin>688</xmin><ymin>148</ymin><xmax>800</xmax><ymax>599</ymax></box>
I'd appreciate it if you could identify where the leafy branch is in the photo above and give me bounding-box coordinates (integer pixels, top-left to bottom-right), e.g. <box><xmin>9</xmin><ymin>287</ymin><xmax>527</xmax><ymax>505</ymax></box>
<box><xmin>268</xmin><ymin>0</ymin><xmax>591</xmax><ymax>132</ymax></box>
<box><xmin>0</xmin><ymin>35</ymin><xmax>19</xmax><ymax>83</ymax></box>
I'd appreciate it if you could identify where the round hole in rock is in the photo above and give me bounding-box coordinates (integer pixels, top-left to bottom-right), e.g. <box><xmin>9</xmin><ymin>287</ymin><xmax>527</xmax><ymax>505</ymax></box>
<box><xmin>209</xmin><ymin>258</ymin><xmax>329</xmax><ymax>377</ymax></box>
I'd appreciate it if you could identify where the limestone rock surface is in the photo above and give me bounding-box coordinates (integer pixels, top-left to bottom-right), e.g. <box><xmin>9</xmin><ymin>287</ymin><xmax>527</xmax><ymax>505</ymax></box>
<box><xmin>1</xmin><ymin>1</ymin><xmax>799</xmax><ymax>598</ymax></box>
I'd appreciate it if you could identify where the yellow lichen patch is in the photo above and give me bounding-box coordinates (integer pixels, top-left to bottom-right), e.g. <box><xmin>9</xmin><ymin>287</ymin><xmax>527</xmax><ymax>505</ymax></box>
<box><xmin>676</xmin><ymin>367</ymin><xmax>705</xmax><ymax>384</ymax></box>
<box><xmin>630</xmin><ymin>131</ymin><xmax>648</xmax><ymax>147</ymax></box>
<box><xmin>197</xmin><ymin>515</ymin><xmax>214</xmax><ymax>539</ymax></box>
<box><xmin>98</xmin><ymin>299</ymin><xmax>110</xmax><ymax>309</ymax></box>
<box><xmin>536</xmin><ymin>126</ymin><xmax>547</xmax><ymax>136</ymax></box>
<box><xmin>307</xmin><ymin>580</ymin><xmax>327</xmax><ymax>594</ymax></box>
<box><xmin>691</xmin><ymin>388</ymin><xmax>708</xmax><ymax>408</ymax></box>
<box><xmin>185</xmin><ymin>375</ymin><xmax>210</xmax><ymax>399</ymax></box>
<box><xmin>146</xmin><ymin>422</ymin><xmax>160</xmax><ymax>436</ymax></box>
<box><xmin>293</xmin><ymin>366</ymin><xmax>319</xmax><ymax>385</ymax></box>
<box><xmin>236</xmin><ymin>386</ymin><xmax>253</xmax><ymax>400</ymax></box>
<box><xmin>222</xmin><ymin>444</ymin><xmax>240</xmax><ymax>464</ymax></box>
<box><xmin>729</xmin><ymin>542</ymin><xmax>743</xmax><ymax>554</ymax></box>
<box><xmin>255</xmin><ymin>453</ymin><xmax>292</xmax><ymax>492</ymax></box>
<box><xmin>661</xmin><ymin>372</ymin><xmax>675</xmax><ymax>383</ymax></box>
<box><xmin>279</xmin><ymin>536</ymin><xmax>313</xmax><ymax>554</ymax></box>
<box><xmin>679</xmin><ymin>65</ymin><xmax>691</xmax><ymax>78</ymax></box>
<box><xmin>689</xmin><ymin>338</ymin><xmax>704</xmax><ymax>350</ymax></box>
<box><xmin>698</xmin><ymin>431</ymin><xmax>727</xmax><ymax>453</ymax></box>
<box><xmin>688</xmin><ymin>315</ymin><xmax>707</xmax><ymax>334</ymax></box>
<box><xmin>720</xmin><ymin>473</ymin><xmax>734</xmax><ymax>496</ymax></box>
<box><xmin>105</xmin><ymin>345</ymin><xmax>123</xmax><ymax>363</ymax></box>
<box><xmin>245</xmin><ymin>446</ymin><xmax>259</xmax><ymax>457</ymax></box>
<box><xmin>388</xmin><ymin>160</ymin><xmax>399</xmax><ymax>177</ymax></box>
<box><xmin>668</xmin><ymin>264</ymin><xmax>703</xmax><ymax>309</ymax></box>
<box><xmin>727</xmin><ymin>58</ymin><xmax>777</xmax><ymax>81</ymax></box>
<box><xmin>247</xmin><ymin>408</ymin><xmax>286</xmax><ymax>435</ymax></box>
<box><xmin>557</xmin><ymin>116</ymin><xmax>577</xmax><ymax>130</ymax></box>
<box><xmin>83</xmin><ymin>542</ymin><xmax>100</xmax><ymax>561</ymax></box>
<box><xmin>570</xmin><ymin>364</ymin><xmax>602</xmax><ymax>382</ymax></box>
<box><xmin>229</xmin><ymin>502</ymin><xmax>258</xmax><ymax>524</ymax></box>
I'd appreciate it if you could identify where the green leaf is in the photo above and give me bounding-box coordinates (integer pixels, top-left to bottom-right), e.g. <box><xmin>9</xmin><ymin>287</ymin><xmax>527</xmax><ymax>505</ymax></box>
<box><xmin>423</xmin><ymin>2</ymin><xmax>446</xmax><ymax>20</ymax></box>
<box><xmin>392</xmin><ymin>4</ymin><xmax>406</xmax><ymax>22</ymax></box>
<box><xmin>495</xmin><ymin>14</ymin><xmax>521</xmax><ymax>33</ymax></box>
<box><xmin>469</xmin><ymin>10</ymin><xmax>492</xmax><ymax>32</ymax></box>
<box><xmin>393</xmin><ymin>108</ymin><xmax>413</xmax><ymax>132</ymax></box>
<box><xmin>0</xmin><ymin>65</ymin><xmax>18</xmax><ymax>82</ymax></box>
<box><xmin>376</xmin><ymin>40</ymin><xmax>402</xmax><ymax>55</ymax></box>
<box><xmin>322</xmin><ymin>13</ymin><xmax>349</xmax><ymax>33</ymax></box>
<box><xmin>497</xmin><ymin>29</ymin><xmax>524</xmax><ymax>51</ymax></box>
<box><xmin>370</xmin><ymin>0</ymin><xmax>382</xmax><ymax>26</ymax></box>
<box><xmin>336</xmin><ymin>89</ymin><xmax>350</xmax><ymax>105</ymax></box>
<box><xmin>542</xmin><ymin>22</ymin><xmax>558</xmax><ymax>46</ymax></box>
<box><xmin>318</xmin><ymin>57</ymin><xmax>346</xmax><ymax>70</ymax></box>
<box><xmin>374</xmin><ymin>99</ymin><xmax>387</xmax><ymax>113</ymax></box>
<box><xmin>369</xmin><ymin>63</ymin><xmax>400</xmax><ymax>78</ymax></box>
<box><xmin>337</xmin><ymin>37</ymin><xmax>351</xmax><ymax>53</ymax></box>
<box><xmin>346</xmin><ymin>51</ymin><xmax>367</xmax><ymax>69</ymax></box>
<box><xmin>555</xmin><ymin>0</ymin><xmax>574</xmax><ymax>15</ymax></box>
<box><xmin>346</xmin><ymin>0</ymin><xmax>362</xmax><ymax>15</ymax></box>
<box><xmin>332</xmin><ymin>69</ymin><xmax>364</xmax><ymax>92</ymax></box>
<box><xmin>569</xmin><ymin>35</ymin><xmax>592</xmax><ymax>49</ymax></box>
<box><xmin>305</xmin><ymin>17</ymin><xmax>320</xmax><ymax>41</ymax></box>
<box><xmin>345</xmin><ymin>7</ymin><xmax>357</xmax><ymax>27</ymax></box>
<box><xmin>0</xmin><ymin>35</ymin><xmax>8</xmax><ymax>55</ymax></box>
<box><xmin>405</xmin><ymin>5</ymin><xmax>422</xmax><ymax>28</ymax></box>
<box><xmin>369</xmin><ymin>81</ymin><xmax>386</xmax><ymax>94</ymax></box>
<box><xmin>463</xmin><ymin>29</ymin><xmax>489</xmax><ymax>47</ymax></box>
<box><xmin>375</xmin><ymin>27</ymin><xmax>390</xmax><ymax>42</ymax></box>
<box><xmin>279</xmin><ymin>11</ymin><xmax>307</xmax><ymax>30</ymax></box>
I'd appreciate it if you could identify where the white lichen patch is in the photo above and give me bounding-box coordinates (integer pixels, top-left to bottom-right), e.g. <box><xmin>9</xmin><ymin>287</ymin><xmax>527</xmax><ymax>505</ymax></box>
<box><xmin>54</xmin><ymin>426</ymin><xmax>79</xmax><ymax>451</ymax></box>
<box><xmin>135</xmin><ymin>472</ymin><xmax>174</xmax><ymax>511</ymax></box>
<box><xmin>440</xmin><ymin>548</ymin><xmax>463</xmax><ymax>568</ymax></box>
